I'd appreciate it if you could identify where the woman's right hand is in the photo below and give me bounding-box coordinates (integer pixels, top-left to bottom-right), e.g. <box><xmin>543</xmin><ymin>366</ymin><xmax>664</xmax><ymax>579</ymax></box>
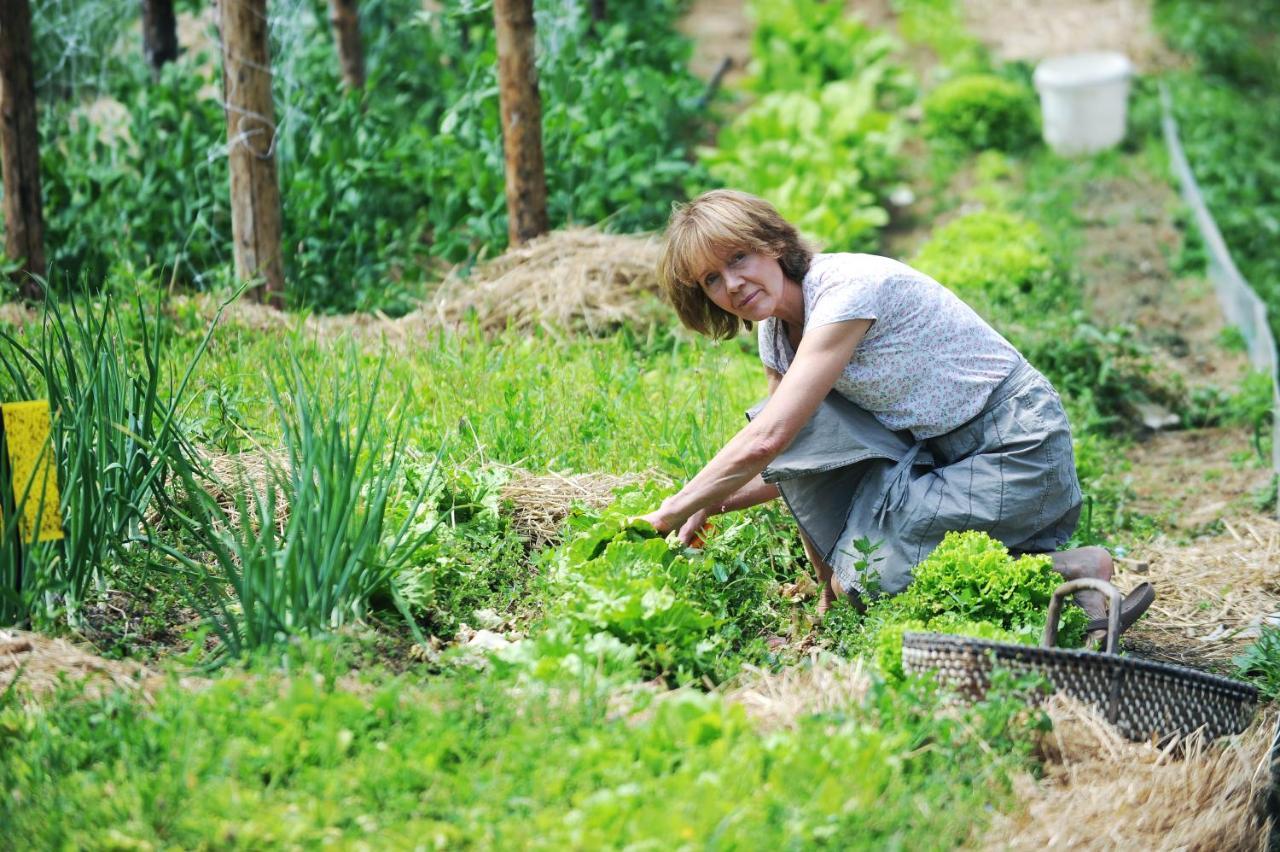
<box><xmin>677</xmin><ymin>508</ymin><xmax>711</xmax><ymax>547</ymax></box>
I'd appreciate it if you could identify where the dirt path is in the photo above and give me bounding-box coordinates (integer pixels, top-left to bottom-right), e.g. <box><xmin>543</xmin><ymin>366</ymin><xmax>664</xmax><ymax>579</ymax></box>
<box><xmin>959</xmin><ymin>0</ymin><xmax>1181</xmax><ymax>71</ymax></box>
<box><xmin>677</xmin><ymin>0</ymin><xmax>753</xmax><ymax>94</ymax></box>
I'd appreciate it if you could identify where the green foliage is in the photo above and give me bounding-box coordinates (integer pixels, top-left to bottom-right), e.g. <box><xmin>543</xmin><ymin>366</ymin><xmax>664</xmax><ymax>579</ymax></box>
<box><xmin>700</xmin><ymin>0</ymin><xmax>912</xmax><ymax>251</ymax></box>
<box><xmin>1156</xmin><ymin>0</ymin><xmax>1280</xmax><ymax>90</ymax></box>
<box><xmin>701</xmin><ymin>79</ymin><xmax>905</xmax><ymax>251</ymax></box>
<box><xmin>1010</xmin><ymin>315</ymin><xmax>1189</xmax><ymax>437</ymax></box>
<box><xmin>911</xmin><ymin>209</ymin><xmax>1058</xmax><ymax>312</ymax></box>
<box><xmin>893</xmin><ymin>0</ymin><xmax>989</xmax><ymax>72</ymax></box>
<box><xmin>40</xmin><ymin>61</ymin><xmax>230</xmax><ymax>289</ymax></box>
<box><xmin>882</xmin><ymin>531</ymin><xmax>1086</xmax><ymax>645</ymax></box>
<box><xmin>746</xmin><ymin>0</ymin><xmax>913</xmax><ymax>97</ymax></box>
<box><xmin>922</xmin><ymin>74</ymin><xmax>1040</xmax><ymax>153</ymax></box>
<box><xmin>0</xmin><ymin>650</ymin><xmax>1043</xmax><ymax>848</ymax></box>
<box><xmin>1157</xmin><ymin>2</ymin><xmax>1280</xmax><ymax>349</ymax></box>
<box><xmin>158</xmin><ymin>355</ymin><xmax>438</xmax><ymax>660</ymax></box>
<box><xmin>0</xmin><ymin>294</ymin><xmax>214</xmax><ymax>628</ymax></box>
<box><xmin>385</xmin><ymin>464</ymin><xmax>529</xmax><ymax>640</ymax></box>
<box><xmin>35</xmin><ymin>0</ymin><xmax>708</xmax><ymax>311</ymax></box>
<box><xmin>1233</xmin><ymin>626</ymin><xmax>1280</xmax><ymax>700</ymax></box>
<box><xmin>536</xmin><ymin>485</ymin><xmax>795</xmax><ymax>683</ymax></box>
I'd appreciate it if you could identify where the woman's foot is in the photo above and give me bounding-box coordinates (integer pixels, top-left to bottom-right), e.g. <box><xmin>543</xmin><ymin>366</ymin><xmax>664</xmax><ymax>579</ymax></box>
<box><xmin>817</xmin><ymin>579</ymin><xmax>839</xmax><ymax>616</ymax></box>
<box><xmin>1050</xmin><ymin>546</ymin><xmax>1114</xmax><ymax>642</ymax></box>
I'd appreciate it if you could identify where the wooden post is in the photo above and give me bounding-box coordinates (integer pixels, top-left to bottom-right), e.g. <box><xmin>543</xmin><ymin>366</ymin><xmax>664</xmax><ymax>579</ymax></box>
<box><xmin>0</xmin><ymin>0</ymin><xmax>45</xmax><ymax>299</ymax></box>
<box><xmin>217</xmin><ymin>0</ymin><xmax>285</xmax><ymax>302</ymax></box>
<box><xmin>328</xmin><ymin>0</ymin><xmax>365</xmax><ymax>91</ymax></box>
<box><xmin>492</xmin><ymin>0</ymin><xmax>548</xmax><ymax>246</ymax></box>
<box><xmin>140</xmin><ymin>0</ymin><xmax>180</xmax><ymax>75</ymax></box>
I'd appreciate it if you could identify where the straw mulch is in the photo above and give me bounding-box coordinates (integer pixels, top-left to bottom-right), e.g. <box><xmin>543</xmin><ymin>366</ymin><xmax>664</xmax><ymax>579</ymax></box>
<box><xmin>167</xmin><ymin>227</ymin><xmax>669</xmax><ymax>345</ymax></box>
<box><xmin>498</xmin><ymin>466</ymin><xmax>671</xmax><ymax>549</ymax></box>
<box><xmin>431</xmin><ymin>227</ymin><xmax>667</xmax><ymax>335</ymax></box>
<box><xmin>726</xmin><ymin>654</ymin><xmax>872</xmax><ymax>730</ymax></box>
<box><xmin>0</xmin><ymin>629</ymin><xmax>169</xmax><ymax>702</ymax></box>
<box><xmin>987</xmin><ymin>695</ymin><xmax>1273</xmax><ymax>850</ymax></box>
<box><xmin>1121</xmin><ymin>514</ymin><xmax>1280</xmax><ymax>672</ymax></box>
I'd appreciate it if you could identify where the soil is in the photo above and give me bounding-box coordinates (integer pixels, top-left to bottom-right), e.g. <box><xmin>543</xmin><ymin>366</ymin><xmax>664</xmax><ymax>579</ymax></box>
<box><xmin>959</xmin><ymin>0</ymin><xmax>1183</xmax><ymax>72</ymax></box>
<box><xmin>677</xmin><ymin>0</ymin><xmax>753</xmax><ymax>93</ymax></box>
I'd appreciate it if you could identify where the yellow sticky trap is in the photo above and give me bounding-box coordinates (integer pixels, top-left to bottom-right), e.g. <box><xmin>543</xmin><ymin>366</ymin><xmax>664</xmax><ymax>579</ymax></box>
<box><xmin>1</xmin><ymin>400</ymin><xmax>64</xmax><ymax>542</ymax></box>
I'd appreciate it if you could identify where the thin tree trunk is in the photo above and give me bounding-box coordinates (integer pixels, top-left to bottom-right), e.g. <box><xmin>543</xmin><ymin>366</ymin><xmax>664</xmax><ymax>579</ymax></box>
<box><xmin>0</xmin><ymin>0</ymin><xmax>45</xmax><ymax>299</ymax></box>
<box><xmin>140</xmin><ymin>0</ymin><xmax>180</xmax><ymax>75</ymax></box>
<box><xmin>217</xmin><ymin>0</ymin><xmax>285</xmax><ymax>303</ymax></box>
<box><xmin>590</xmin><ymin>0</ymin><xmax>605</xmax><ymax>23</ymax></box>
<box><xmin>492</xmin><ymin>0</ymin><xmax>548</xmax><ymax>246</ymax></box>
<box><xmin>328</xmin><ymin>0</ymin><xmax>365</xmax><ymax>91</ymax></box>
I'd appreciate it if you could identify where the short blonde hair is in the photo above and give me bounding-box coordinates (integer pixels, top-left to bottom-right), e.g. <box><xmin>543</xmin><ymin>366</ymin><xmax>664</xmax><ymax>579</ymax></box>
<box><xmin>657</xmin><ymin>190</ymin><xmax>814</xmax><ymax>339</ymax></box>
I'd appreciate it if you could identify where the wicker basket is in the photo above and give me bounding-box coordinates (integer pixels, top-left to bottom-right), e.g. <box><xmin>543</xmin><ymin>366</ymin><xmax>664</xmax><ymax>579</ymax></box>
<box><xmin>902</xmin><ymin>578</ymin><xmax>1258</xmax><ymax>743</ymax></box>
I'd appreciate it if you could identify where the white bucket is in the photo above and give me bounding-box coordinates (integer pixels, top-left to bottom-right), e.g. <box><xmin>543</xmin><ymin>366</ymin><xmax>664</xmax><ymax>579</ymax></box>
<box><xmin>1033</xmin><ymin>52</ymin><xmax>1134</xmax><ymax>156</ymax></box>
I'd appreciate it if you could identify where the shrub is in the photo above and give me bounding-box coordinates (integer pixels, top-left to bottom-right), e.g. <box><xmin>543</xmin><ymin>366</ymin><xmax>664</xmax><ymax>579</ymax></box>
<box><xmin>923</xmin><ymin>74</ymin><xmax>1039</xmax><ymax>153</ymax></box>
<box><xmin>911</xmin><ymin>209</ymin><xmax>1057</xmax><ymax>312</ymax></box>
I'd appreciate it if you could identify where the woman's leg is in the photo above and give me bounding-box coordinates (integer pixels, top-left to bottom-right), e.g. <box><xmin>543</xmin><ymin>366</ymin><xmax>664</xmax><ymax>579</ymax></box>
<box><xmin>798</xmin><ymin>528</ymin><xmax>865</xmax><ymax>616</ymax></box>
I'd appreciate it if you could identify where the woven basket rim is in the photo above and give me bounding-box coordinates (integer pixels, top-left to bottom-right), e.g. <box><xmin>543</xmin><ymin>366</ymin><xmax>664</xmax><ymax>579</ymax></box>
<box><xmin>902</xmin><ymin>630</ymin><xmax>1260</xmax><ymax>701</ymax></box>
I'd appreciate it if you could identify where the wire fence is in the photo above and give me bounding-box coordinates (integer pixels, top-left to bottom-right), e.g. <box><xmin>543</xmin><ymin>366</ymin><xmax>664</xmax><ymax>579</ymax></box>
<box><xmin>1159</xmin><ymin>82</ymin><xmax>1280</xmax><ymax>514</ymax></box>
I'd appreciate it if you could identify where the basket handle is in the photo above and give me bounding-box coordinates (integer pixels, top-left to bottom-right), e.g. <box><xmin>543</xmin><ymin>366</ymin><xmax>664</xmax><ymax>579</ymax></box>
<box><xmin>1043</xmin><ymin>578</ymin><xmax>1123</xmax><ymax>654</ymax></box>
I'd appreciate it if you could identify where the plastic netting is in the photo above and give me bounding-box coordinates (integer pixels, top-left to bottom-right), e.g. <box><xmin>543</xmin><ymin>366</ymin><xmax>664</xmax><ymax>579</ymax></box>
<box><xmin>1160</xmin><ymin>82</ymin><xmax>1280</xmax><ymax>506</ymax></box>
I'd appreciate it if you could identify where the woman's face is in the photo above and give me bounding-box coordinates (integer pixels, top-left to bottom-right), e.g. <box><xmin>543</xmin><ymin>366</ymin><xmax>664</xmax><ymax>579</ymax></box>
<box><xmin>698</xmin><ymin>251</ymin><xmax>786</xmax><ymax>322</ymax></box>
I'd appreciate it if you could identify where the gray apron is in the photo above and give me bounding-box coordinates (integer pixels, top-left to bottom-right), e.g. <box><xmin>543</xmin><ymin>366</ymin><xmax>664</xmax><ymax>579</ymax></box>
<box><xmin>748</xmin><ymin>360</ymin><xmax>1082</xmax><ymax>596</ymax></box>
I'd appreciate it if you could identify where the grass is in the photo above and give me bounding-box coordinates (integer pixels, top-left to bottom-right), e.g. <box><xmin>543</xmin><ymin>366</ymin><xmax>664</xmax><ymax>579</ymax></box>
<box><xmin>0</xmin><ymin>641</ymin><xmax>1044</xmax><ymax>850</ymax></box>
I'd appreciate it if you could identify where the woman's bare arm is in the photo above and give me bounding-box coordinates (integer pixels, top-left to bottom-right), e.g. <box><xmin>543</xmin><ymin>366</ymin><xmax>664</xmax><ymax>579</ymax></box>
<box><xmin>643</xmin><ymin>318</ymin><xmax>870</xmax><ymax>533</ymax></box>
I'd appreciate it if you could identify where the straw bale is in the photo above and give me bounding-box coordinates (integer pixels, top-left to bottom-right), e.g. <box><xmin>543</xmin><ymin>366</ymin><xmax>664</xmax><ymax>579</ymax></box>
<box><xmin>1120</xmin><ymin>514</ymin><xmax>1280</xmax><ymax>672</ymax></box>
<box><xmin>432</xmin><ymin>227</ymin><xmax>667</xmax><ymax>335</ymax></box>
<box><xmin>498</xmin><ymin>465</ymin><xmax>671</xmax><ymax>549</ymax></box>
<box><xmin>986</xmin><ymin>695</ymin><xmax>1273</xmax><ymax>850</ymax></box>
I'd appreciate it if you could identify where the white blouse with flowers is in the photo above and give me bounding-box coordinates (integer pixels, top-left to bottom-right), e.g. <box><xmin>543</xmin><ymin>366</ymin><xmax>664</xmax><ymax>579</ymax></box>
<box><xmin>757</xmin><ymin>253</ymin><xmax>1022</xmax><ymax>440</ymax></box>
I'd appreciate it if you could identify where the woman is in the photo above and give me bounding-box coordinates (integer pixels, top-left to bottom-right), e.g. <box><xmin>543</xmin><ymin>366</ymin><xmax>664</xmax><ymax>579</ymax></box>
<box><xmin>640</xmin><ymin>189</ymin><xmax>1153</xmax><ymax>635</ymax></box>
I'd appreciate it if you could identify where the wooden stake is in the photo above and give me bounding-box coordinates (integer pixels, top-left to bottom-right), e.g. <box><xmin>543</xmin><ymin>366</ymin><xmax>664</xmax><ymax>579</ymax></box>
<box><xmin>141</xmin><ymin>0</ymin><xmax>180</xmax><ymax>75</ymax></box>
<box><xmin>328</xmin><ymin>0</ymin><xmax>365</xmax><ymax>91</ymax></box>
<box><xmin>217</xmin><ymin>0</ymin><xmax>285</xmax><ymax>303</ymax></box>
<box><xmin>492</xmin><ymin>0</ymin><xmax>548</xmax><ymax>246</ymax></box>
<box><xmin>0</xmin><ymin>0</ymin><xmax>45</xmax><ymax>299</ymax></box>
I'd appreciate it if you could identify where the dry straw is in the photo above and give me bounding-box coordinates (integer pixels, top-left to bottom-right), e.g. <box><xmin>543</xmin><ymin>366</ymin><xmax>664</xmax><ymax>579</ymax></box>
<box><xmin>0</xmin><ymin>629</ymin><xmax>161</xmax><ymax>701</ymax></box>
<box><xmin>985</xmin><ymin>694</ymin><xmax>1273</xmax><ymax>850</ymax></box>
<box><xmin>166</xmin><ymin>227</ymin><xmax>669</xmax><ymax>344</ymax></box>
<box><xmin>1123</xmin><ymin>513</ymin><xmax>1280</xmax><ymax>671</ymax></box>
<box><xmin>497</xmin><ymin>465</ymin><xmax>670</xmax><ymax>549</ymax></box>
<box><xmin>431</xmin><ymin>227</ymin><xmax>667</xmax><ymax>335</ymax></box>
<box><xmin>726</xmin><ymin>653</ymin><xmax>872</xmax><ymax>730</ymax></box>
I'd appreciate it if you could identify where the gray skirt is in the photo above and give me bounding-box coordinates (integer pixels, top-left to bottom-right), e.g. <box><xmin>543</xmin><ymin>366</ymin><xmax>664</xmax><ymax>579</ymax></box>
<box><xmin>752</xmin><ymin>360</ymin><xmax>1082</xmax><ymax>597</ymax></box>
